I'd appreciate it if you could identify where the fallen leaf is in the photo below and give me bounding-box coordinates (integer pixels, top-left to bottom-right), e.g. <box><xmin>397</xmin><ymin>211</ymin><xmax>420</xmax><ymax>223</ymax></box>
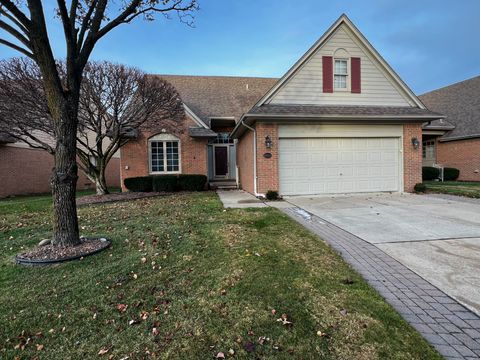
<box><xmin>129</xmin><ymin>319</ymin><xmax>139</xmax><ymax>326</ymax></box>
<box><xmin>228</xmin><ymin>348</ymin><xmax>235</xmax><ymax>355</ymax></box>
<box><xmin>152</xmin><ymin>327</ymin><xmax>159</xmax><ymax>336</ymax></box>
<box><xmin>215</xmin><ymin>352</ymin><xmax>225</xmax><ymax>359</ymax></box>
<box><xmin>36</xmin><ymin>344</ymin><xmax>44</xmax><ymax>351</ymax></box>
<box><xmin>141</xmin><ymin>257</ymin><xmax>147</xmax><ymax>263</ymax></box>
<box><xmin>340</xmin><ymin>309</ymin><xmax>348</xmax><ymax>317</ymax></box>
<box><xmin>98</xmin><ymin>347</ymin><xmax>110</xmax><ymax>356</ymax></box>
<box><xmin>116</xmin><ymin>304</ymin><xmax>128</xmax><ymax>313</ymax></box>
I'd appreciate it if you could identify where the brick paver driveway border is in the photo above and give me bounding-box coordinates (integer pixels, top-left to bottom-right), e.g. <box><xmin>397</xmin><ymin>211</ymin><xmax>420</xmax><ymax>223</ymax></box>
<box><xmin>281</xmin><ymin>206</ymin><xmax>480</xmax><ymax>360</ymax></box>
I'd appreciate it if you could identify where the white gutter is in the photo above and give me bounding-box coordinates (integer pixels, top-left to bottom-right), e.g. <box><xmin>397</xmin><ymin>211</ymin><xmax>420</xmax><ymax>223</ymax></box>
<box><xmin>241</xmin><ymin>120</ymin><xmax>260</xmax><ymax>197</ymax></box>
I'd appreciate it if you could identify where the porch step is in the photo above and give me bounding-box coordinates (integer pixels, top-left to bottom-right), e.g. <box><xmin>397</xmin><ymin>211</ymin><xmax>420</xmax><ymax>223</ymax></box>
<box><xmin>209</xmin><ymin>180</ymin><xmax>238</xmax><ymax>190</ymax></box>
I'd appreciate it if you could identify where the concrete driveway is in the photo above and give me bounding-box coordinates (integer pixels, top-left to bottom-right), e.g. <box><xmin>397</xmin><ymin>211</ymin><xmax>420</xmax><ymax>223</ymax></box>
<box><xmin>286</xmin><ymin>193</ymin><xmax>480</xmax><ymax>314</ymax></box>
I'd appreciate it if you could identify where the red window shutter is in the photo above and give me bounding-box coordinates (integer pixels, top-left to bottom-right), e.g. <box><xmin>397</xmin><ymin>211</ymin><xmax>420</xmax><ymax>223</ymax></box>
<box><xmin>322</xmin><ymin>56</ymin><xmax>333</xmax><ymax>93</ymax></box>
<box><xmin>351</xmin><ymin>57</ymin><xmax>361</xmax><ymax>93</ymax></box>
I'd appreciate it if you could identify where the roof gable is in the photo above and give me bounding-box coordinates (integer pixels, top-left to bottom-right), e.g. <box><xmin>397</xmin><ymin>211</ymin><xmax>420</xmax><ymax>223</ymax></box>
<box><xmin>256</xmin><ymin>14</ymin><xmax>425</xmax><ymax>109</ymax></box>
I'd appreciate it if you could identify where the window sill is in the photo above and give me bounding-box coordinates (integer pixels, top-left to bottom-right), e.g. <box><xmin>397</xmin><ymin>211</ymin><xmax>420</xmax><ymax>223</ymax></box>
<box><xmin>149</xmin><ymin>171</ymin><xmax>181</xmax><ymax>175</ymax></box>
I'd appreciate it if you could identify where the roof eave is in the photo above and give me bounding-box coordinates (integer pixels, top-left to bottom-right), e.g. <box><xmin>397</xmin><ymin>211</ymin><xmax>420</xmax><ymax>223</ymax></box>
<box><xmin>439</xmin><ymin>134</ymin><xmax>480</xmax><ymax>142</ymax></box>
<box><xmin>231</xmin><ymin>113</ymin><xmax>444</xmax><ymax>139</ymax></box>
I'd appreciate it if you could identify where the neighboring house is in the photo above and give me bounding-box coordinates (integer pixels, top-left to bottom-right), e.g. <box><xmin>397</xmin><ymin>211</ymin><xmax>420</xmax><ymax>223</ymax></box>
<box><xmin>0</xmin><ymin>129</ymin><xmax>120</xmax><ymax>198</ymax></box>
<box><xmin>121</xmin><ymin>14</ymin><xmax>444</xmax><ymax>196</ymax></box>
<box><xmin>419</xmin><ymin>76</ymin><xmax>480</xmax><ymax>181</ymax></box>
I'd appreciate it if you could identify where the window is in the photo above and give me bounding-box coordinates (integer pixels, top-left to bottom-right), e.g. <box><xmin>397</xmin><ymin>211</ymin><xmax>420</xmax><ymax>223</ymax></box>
<box><xmin>149</xmin><ymin>134</ymin><xmax>180</xmax><ymax>173</ymax></box>
<box><xmin>209</xmin><ymin>133</ymin><xmax>234</xmax><ymax>144</ymax></box>
<box><xmin>422</xmin><ymin>140</ymin><xmax>435</xmax><ymax>160</ymax></box>
<box><xmin>334</xmin><ymin>59</ymin><xmax>348</xmax><ymax>90</ymax></box>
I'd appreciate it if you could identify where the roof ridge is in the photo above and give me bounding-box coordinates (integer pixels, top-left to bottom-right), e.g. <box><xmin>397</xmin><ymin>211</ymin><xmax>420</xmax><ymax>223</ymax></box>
<box><xmin>150</xmin><ymin>74</ymin><xmax>279</xmax><ymax>80</ymax></box>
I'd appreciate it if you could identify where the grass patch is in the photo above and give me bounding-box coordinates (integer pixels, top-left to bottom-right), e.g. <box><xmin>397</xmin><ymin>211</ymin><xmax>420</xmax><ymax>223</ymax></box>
<box><xmin>0</xmin><ymin>192</ymin><xmax>441</xmax><ymax>359</ymax></box>
<box><xmin>0</xmin><ymin>188</ymin><xmax>120</xmax><ymax>216</ymax></box>
<box><xmin>424</xmin><ymin>181</ymin><xmax>480</xmax><ymax>198</ymax></box>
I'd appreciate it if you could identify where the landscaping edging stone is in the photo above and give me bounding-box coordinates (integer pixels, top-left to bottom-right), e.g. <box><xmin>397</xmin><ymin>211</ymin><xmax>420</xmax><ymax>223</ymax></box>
<box><xmin>15</xmin><ymin>238</ymin><xmax>111</xmax><ymax>266</ymax></box>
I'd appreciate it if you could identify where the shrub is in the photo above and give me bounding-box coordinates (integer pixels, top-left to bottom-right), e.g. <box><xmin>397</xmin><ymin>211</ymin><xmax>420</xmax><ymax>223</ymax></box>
<box><xmin>124</xmin><ymin>176</ymin><xmax>153</xmax><ymax>192</ymax></box>
<box><xmin>266</xmin><ymin>190</ymin><xmax>279</xmax><ymax>201</ymax></box>
<box><xmin>178</xmin><ymin>174</ymin><xmax>207</xmax><ymax>191</ymax></box>
<box><xmin>443</xmin><ymin>167</ymin><xmax>460</xmax><ymax>181</ymax></box>
<box><xmin>152</xmin><ymin>175</ymin><xmax>178</xmax><ymax>192</ymax></box>
<box><xmin>414</xmin><ymin>183</ymin><xmax>426</xmax><ymax>193</ymax></box>
<box><xmin>422</xmin><ymin>166</ymin><xmax>440</xmax><ymax>181</ymax></box>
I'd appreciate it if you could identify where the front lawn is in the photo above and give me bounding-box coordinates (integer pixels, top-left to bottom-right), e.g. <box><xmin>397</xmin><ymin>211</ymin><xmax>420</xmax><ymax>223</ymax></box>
<box><xmin>424</xmin><ymin>181</ymin><xmax>480</xmax><ymax>198</ymax></box>
<box><xmin>0</xmin><ymin>192</ymin><xmax>441</xmax><ymax>359</ymax></box>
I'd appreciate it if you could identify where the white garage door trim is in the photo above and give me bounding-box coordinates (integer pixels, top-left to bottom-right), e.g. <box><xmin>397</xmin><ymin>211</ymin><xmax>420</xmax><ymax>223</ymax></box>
<box><xmin>278</xmin><ymin>125</ymin><xmax>404</xmax><ymax>196</ymax></box>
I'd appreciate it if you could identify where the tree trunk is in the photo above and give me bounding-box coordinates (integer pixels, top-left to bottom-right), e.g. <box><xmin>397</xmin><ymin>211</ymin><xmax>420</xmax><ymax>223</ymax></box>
<box><xmin>50</xmin><ymin>97</ymin><xmax>81</xmax><ymax>247</ymax></box>
<box><xmin>95</xmin><ymin>174</ymin><xmax>109</xmax><ymax>195</ymax></box>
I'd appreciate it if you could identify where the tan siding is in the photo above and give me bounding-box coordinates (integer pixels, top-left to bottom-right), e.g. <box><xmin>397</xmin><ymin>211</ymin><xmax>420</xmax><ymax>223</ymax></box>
<box><xmin>269</xmin><ymin>25</ymin><xmax>414</xmax><ymax>107</ymax></box>
<box><xmin>7</xmin><ymin>129</ymin><xmax>120</xmax><ymax>158</ymax></box>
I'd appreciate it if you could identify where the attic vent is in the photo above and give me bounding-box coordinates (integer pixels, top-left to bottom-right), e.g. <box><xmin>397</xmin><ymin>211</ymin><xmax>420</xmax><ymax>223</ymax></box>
<box><xmin>246</xmin><ymin>83</ymin><xmax>249</xmax><ymax>90</ymax></box>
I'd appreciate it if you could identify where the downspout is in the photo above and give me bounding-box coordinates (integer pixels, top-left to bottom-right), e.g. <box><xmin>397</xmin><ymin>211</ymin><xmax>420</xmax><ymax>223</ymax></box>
<box><xmin>240</xmin><ymin>120</ymin><xmax>259</xmax><ymax>197</ymax></box>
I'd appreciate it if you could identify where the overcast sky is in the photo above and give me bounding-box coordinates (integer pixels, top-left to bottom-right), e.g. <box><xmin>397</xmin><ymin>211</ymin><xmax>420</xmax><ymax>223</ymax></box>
<box><xmin>0</xmin><ymin>0</ymin><xmax>479</xmax><ymax>94</ymax></box>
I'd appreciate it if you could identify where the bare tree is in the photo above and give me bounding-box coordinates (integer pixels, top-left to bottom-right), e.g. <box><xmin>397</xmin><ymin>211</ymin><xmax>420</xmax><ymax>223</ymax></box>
<box><xmin>0</xmin><ymin>1</ymin><xmax>197</xmax><ymax>247</ymax></box>
<box><xmin>0</xmin><ymin>58</ymin><xmax>184</xmax><ymax>195</ymax></box>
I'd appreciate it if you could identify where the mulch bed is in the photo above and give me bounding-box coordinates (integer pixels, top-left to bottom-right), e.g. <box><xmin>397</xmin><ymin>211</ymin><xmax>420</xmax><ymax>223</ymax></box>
<box><xmin>16</xmin><ymin>237</ymin><xmax>111</xmax><ymax>265</ymax></box>
<box><xmin>76</xmin><ymin>191</ymin><xmax>165</xmax><ymax>207</ymax></box>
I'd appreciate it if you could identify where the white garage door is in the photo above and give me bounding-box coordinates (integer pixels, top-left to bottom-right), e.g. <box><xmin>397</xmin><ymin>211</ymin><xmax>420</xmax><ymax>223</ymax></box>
<box><xmin>279</xmin><ymin>137</ymin><xmax>400</xmax><ymax>195</ymax></box>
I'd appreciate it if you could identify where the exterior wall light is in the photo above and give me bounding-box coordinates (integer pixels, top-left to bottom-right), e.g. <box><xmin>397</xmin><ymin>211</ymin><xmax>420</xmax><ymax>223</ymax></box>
<box><xmin>411</xmin><ymin>137</ymin><xmax>420</xmax><ymax>149</ymax></box>
<box><xmin>265</xmin><ymin>135</ymin><xmax>273</xmax><ymax>149</ymax></box>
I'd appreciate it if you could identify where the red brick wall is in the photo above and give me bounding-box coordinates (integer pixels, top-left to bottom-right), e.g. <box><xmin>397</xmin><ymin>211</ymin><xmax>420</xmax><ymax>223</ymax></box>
<box><xmin>0</xmin><ymin>145</ymin><xmax>120</xmax><ymax>198</ymax></box>
<box><xmin>403</xmin><ymin>124</ymin><xmax>423</xmax><ymax>192</ymax></box>
<box><xmin>236</xmin><ymin>129</ymin><xmax>254</xmax><ymax>194</ymax></box>
<box><xmin>255</xmin><ymin>123</ymin><xmax>279</xmax><ymax>195</ymax></box>
<box><xmin>120</xmin><ymin>116</ymin><xmax>208</xmax><ymax>191</ymax></box>
<box><xmin>436</xmin><ymin>138</ymin><xmax>480</xmax><ymax>181</ymax></box>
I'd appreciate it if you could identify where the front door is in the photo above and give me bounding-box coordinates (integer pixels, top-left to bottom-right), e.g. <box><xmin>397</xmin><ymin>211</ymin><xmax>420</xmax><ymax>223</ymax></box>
<box><xmin>214</xmin><ymin>146</ymin><xmax>229</xmax><ymax>178</ymax></box>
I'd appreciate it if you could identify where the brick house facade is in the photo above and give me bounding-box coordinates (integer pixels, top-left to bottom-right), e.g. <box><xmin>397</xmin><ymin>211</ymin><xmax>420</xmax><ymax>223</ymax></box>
<box><xmin>0</xmin><ymin>145</ymin><xmax>120</xmax><ymax>198</ymax></box>
<box><xmin>120</xmin><ymin>16</ymin><xmax>443</xmax><ymax>197</ymax></box>
<box><xmin>420</xmin><ymin>76</ymin><xmax>480</xmax><ymax>181</ymax></box>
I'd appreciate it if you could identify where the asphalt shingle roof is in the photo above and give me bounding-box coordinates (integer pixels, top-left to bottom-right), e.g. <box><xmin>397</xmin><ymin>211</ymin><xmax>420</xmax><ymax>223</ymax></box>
<box><xmin>188</xmin><ymin>127</ymin><xmax>217</xmax><ymax>137</ymax></box>
<box><xmin>152</xmin><ymin>75</ymin><xmax>278</xmax><ymax>124</ymax></box>
<box><xmin>247</xmin><ymin>104</ymin><xmax>443</xmax><ymax>118</ymax></box>
<box><xmin>419</xmin><ymin>76</ymin><xmax>480</xmax><ymax>140</ymax></box>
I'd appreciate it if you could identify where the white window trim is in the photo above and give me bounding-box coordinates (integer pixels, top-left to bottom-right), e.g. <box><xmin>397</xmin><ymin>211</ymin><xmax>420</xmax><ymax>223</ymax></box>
<box><xmin>148</xmin><ymin>134</ymin><xmax>181</xmax><ymax>174</ymax></box>
<box><xmin>333</xmin><ymin>58</ymin><xmax>350</xmax><ymax>92</ymax></box>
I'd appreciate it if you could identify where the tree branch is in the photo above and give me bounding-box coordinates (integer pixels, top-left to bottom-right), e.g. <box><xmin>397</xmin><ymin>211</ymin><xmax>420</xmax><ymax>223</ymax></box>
<box><xmin>0</xmin><ymin>19</ymin><xmax>31</xmax><ymax>48</ymax></box>
<box><xmin>0</xmin><ymin>37</ymin><xmax>34</xmax><ymax>58</ymax></box>
<box><xmin>0</xmin><ymin>7</ymin><xmax>29</xmax><ymax>33</ymax></box>
<box><xmin>0</xmin><ymin>0</ymin><xmax>32</xmax><ymax>28</ymax></box>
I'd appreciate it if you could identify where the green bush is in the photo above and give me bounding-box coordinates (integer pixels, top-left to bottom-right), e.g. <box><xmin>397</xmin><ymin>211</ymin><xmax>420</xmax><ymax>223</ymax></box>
<box><xmin>422</xmin><ymin>166</ymin><xmax>440</xmax><ymax>181</ymax></box>
<box><xmin>124</xmin><ymin>176</ymin><xmax>153</xmax><ymax>192</ymax></box>
<box><xmin>414</xmin><ymin>183</ymin><xmax>426</xmax><ymax>193</ymax></box>
<box><xmin>178</xmin><ymin>174</ymin><xmax>207</xmax><ymax>191</ymax></box>
<box><xmin>443</xmin><ymin>167</ymin><xmax>460</xmax><ymax>181</ymax></box>
<box><xmin>152</xmin><ymin>175</ymin><xmax>178</xmax><ymax>192</ymax></box>
<box><xmin>266</xmin><ymin>190</ymin><xmax>279</xmax><ymax>200</ymax></box>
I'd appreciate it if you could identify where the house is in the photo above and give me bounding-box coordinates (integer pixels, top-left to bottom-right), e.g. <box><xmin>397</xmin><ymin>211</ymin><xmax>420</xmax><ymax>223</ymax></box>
<box><xmin>0</xmin><ymin>129</ymin><xmax>120</xmax><ymax>198</ymax></box>
<box><xmin>419</xmin><ymin>76</ymin><xmax>480</xmax><ymax>181</ymax></box>
<box><xmin>121</xmin><ymin>14</ymin><xmax>443</xmax><ymax>196</ymax></box>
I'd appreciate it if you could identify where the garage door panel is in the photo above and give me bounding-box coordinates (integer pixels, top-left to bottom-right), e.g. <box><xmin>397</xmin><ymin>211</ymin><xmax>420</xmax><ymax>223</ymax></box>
<box><xmin>279</xmin><ymin>137</ymin><xmax>400</xmax><ymax>195</ymax></box>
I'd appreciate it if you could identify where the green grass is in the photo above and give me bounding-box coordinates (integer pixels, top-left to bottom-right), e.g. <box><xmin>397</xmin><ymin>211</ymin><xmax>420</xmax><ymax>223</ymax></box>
<box><xmin>0</xmin><ymin>187</ymin><xmax>120</xmax><ymax>215</ymax></box>
<box><xmin>0</xmin><ymin>192</ymin><xmax>441</xmax><ymax>359</ymax></box>
<box><xmin>424</xmin><ymin>181</ymin><xmax>480</xmax><ymax>198</ymax></box>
